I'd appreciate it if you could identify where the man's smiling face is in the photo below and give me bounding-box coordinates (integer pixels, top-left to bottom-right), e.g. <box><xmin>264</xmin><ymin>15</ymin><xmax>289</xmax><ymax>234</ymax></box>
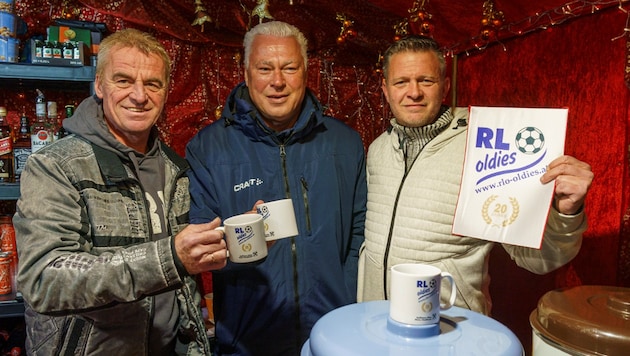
<box><xmin>95</xmin><ymin>45</ymin><xmax>168</xmax><ymax>152</ymax></box>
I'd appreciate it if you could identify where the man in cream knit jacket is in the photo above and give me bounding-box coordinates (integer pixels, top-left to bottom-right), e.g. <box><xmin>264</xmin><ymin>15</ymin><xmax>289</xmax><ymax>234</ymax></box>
<box><xmin>358</xmin><ymin>35</ymin><xmax>593</xmax><ymax>315</ymax></box>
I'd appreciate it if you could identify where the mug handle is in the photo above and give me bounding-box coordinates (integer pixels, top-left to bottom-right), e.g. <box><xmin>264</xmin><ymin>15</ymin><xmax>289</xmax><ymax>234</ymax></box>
<box><xmin>439</xmin><ymin>272</ymin><xmax>457</xmax><ymax>310</ymax></box>
<box><xmin>214</xmin><ymin>226</ymin><xmax>229</xmax><ymax>258</ymax></box>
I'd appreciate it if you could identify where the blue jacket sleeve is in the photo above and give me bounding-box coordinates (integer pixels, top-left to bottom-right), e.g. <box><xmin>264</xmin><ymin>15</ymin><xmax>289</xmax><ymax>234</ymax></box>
<box><xmin>185</xmin><ymin>133</ymin><xmax>221</xmax><ymax>224</ymax></box>
<box><xmin>343</xmin><ymin>142</ymin><xmax>367</xmax><ymax>298</ymax></box>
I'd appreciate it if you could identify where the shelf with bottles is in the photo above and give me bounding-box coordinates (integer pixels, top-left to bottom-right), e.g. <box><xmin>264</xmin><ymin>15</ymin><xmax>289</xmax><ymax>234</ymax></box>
<box><xmin>0</xmin><ymin>292</ymin><xmax>24</xmax><ymax>319</ymax></box>
<box><xmin>0</xmin><ymin>184</ymin><xmax>19</xmax><ymax>200</ymax></box>
<box><xmin>0</xmin><ymin>64</ymin><xmax>91</xmax><ymax>199</ymax></box>
<box><xmin>0</xmin><ymin>62</ymin><xmax>95</xmax><ymax>82</ymax></box>
<box><xmin>0</xmin><ymin>62</ymin><xmax>95</xmax><ymax>100</ymax></box>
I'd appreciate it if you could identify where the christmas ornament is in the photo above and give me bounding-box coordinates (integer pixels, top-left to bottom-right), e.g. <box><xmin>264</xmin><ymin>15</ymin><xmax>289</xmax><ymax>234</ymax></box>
<box><xmin>336</xmin><ymin>13</ymin><xmax>356</xmax><ymax>45</ymax></box>
<box><xmin>214</xmin><ymin>50</ymin><xmax>223</xmax><ymax>119</ymax></box>
<box><xmin>192</xmin><ymin>0</ymin><xmax>212</xmax><ymax>32</ymax></box>
<box><xmin>393</xmin><ymin>0</ymin><xmax>434</xmax><ymax>41</ymax></box>
<box><xmin>393</xmin><ymin>21</ymin><xmax>408</xmax><ymax>42</ymax></box>
<box><xmin>374</xmin><ymin>53</ymin><xmax>384</xmax><ymax>75</ymax></box>
<box><xmin>252</xmin><ymin>0</ymin><xmax>274</xmax><ymax>25</ymax></box>
<box><xmin>60</xmin><ymin>0</ymin><xmax>81</xmax><ymax>20</ymax></box>
<box><xmin>478</xmin><ymin>0</ymin><xmax>504</xmax><ymax>42</ymax></box>
<box><xmin>408</xmin><ymin>0</ymin><xmax>434</xmax><ymax>36</ymax></box>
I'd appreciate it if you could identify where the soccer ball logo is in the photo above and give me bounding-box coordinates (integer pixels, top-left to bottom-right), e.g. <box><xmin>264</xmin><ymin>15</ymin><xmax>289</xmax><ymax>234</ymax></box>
<box><xmin>429</xmin><ymin>279</ymin><xmax>436</xmax><ymax>289</ymax></box>
<box><xmin>515</xmin><ymin>127</ymin><xmax>545</xmax><ymax>154</ymax></box>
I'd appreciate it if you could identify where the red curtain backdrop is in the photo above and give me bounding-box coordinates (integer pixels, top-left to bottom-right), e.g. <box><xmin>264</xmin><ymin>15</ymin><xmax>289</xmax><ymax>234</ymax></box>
<box><xmin>6</xmin><ymin>1</ymin><xmax>630</xmax><ymax>353</ymax></box>
<box><xmin>456</xmin><ymin>9</ymin><xmax>630</xmax><ymax>352</ymax></box>
<box><xmin>459</xmin><ymin>8</ymin><xmax>628</xmax><ymax>286</ymax></box>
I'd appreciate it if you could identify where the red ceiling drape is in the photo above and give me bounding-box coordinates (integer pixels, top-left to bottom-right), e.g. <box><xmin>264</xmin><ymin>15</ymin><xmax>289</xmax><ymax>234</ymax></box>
<box><xmin>7</xmin><ymin>1</ymin><xmax>630</xmax><ymax>353</ymax></box>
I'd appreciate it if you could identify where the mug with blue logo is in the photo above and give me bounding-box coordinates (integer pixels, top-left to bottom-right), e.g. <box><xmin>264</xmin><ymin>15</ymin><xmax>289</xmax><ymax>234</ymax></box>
<box><xmin>389</xmin><ymin>263</ymin><xmax>457</xmax><ymax>325</ymax></box>
<box><xmin>217</xmin><ymin>213</ymin><xmax>268</xmax><ymax>264</ymax></box>
<box><xmin>256</xmin><ymin>198</ymin><xmax>298</xmax><ymax>241</ymax></box>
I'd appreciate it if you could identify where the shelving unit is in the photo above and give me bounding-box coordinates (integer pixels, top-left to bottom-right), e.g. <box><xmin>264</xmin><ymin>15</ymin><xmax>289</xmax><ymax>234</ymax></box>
<box><xmin>0</xmin><ymin>293</ymin><xmax>24</xmax><ymax>318</ymax></box>
<box><xmin>0</xmin><ymin>63</ymin><xmax>95</xmax><ymax>81</ymax></box>
<box><xmin>0</xmin><ymin>183</ymin><xmax>20</xmax><ymax>200</ymax></box>
<box><xmin>0</xmin><ymin>63</ymin><xmax>95</xmax><ymax>320</ymax></box>
<box><xmin>0</xmin><ymin>62</ymin><xmax>95</xmax><ymax>94</ymax></box>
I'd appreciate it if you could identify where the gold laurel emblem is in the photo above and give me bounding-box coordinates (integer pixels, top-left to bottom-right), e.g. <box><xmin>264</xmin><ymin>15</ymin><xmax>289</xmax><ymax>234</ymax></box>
<box><xmin>421</xmin><ymin>302</ymin><xmax>433</xmax><ymax>313</ymax></box>
<box><xmin>481</xmin><ymin>195</ymin><xmax>519</xmax><ymax>227</ymax></box>
<box><xmin>242</xmin><ymin>243</ymin><xmax>252</xmax><ymax>252</ymax></box>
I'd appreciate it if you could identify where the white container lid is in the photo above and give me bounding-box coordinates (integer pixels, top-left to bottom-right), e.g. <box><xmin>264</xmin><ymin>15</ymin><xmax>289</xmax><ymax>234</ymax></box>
<box><xmin>302</xmin><ymin>300</ymin><xmax>523</xmax><ymax>356</ymax></box>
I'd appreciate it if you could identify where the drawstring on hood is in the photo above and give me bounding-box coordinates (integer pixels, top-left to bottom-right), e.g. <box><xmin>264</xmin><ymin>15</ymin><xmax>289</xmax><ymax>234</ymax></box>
<box><xmin>64</xmin><ymin>96</ymin><xmax>166</xmax><ymax>181</ymax></box>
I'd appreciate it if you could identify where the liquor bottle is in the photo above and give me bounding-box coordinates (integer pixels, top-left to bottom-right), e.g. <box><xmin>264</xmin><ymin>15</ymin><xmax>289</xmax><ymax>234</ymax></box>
<box><xmin>52</xmin><ymin>41</ymin><xmax>62</xmax><ymax>59</ymax></box>
<box><xmin>42</xmin><ymin>39</ymin><xmax>53</xmax><ymax>59</ymax></box>
<box><xmin>47</xmin><ymin>101</ymin><xmax>59</xmax><ymax>141</ymax></box>
<box><xmin>34</xmin><ymin>38</ymin><xmax>44</xmax><ymax>58</ymax></box>
<box><xmin>35</xmin><ymin>89</ymin><xmax>46</xmax><ymax>118</ymax></box>
<box><xmin>0</xmin><ymin>107</ymin><xmax>14</xmax><ymax>183</ymax></box>
<box><xmin>13</xmin><ymin>113</ymin><xmax>31</xmax><ymax>182</ymax></box>
<box><xmin>31</xmin><ymin>90</ymin><xmax>53</xmax><ymax>153</ymax></box>
<box><xmin>62</xmin><ymin>40</ymin><xmax>74</xmax><ymax>60</ymax></box>
<box><xmin>58</xmin><ymin>104</ymin><xmax>74</xmax><ymax>139</ymax></box>
<box><xmin>72</xmin><ymin>41</ymin><xmax>81</xmax><ymax>60</ymax></box>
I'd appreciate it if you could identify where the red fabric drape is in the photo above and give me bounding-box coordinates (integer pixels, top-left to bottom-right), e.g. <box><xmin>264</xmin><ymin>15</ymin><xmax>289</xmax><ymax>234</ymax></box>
<box><xmin>6</xmin><ymin>1</ymin><xmax>630</xmax><ymax>352</ymax></box>
<box><xmin>458</xmin><ymin>9</ymin><xmax>628</xmax><ymax>287</ymax></box>
<box><xmin>457</xmin><ymin>9</ymin><xmax>630</xmax><ymax>353</ymax></box>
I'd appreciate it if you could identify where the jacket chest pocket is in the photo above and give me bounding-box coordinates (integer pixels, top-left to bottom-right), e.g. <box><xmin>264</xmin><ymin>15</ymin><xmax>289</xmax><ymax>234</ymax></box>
<box><xmin>82</xmin><ymin>188</ymin><xmax>149</xmax><ymax>246</ymax></box>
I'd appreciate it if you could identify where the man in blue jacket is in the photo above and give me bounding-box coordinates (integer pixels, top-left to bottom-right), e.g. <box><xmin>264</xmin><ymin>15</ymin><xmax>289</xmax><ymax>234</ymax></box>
<box><xmin>186</xmin><ymin>21</ymin><xmax>367</xmax><ymax>355</ymax></box>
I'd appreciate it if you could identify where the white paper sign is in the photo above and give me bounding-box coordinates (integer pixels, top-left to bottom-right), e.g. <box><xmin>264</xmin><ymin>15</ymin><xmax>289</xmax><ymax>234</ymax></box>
<box><xmin>452</xmin><ymin>106</ymin><xmax>568</xmax><ymax>248</ymax></box>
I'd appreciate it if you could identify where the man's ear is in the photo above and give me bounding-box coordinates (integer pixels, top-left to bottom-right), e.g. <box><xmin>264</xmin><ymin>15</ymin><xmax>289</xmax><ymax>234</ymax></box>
<box><xmin>94</xmin><ymin>75</ymin><xmax>104</xmax><ymax>99</ymax></box>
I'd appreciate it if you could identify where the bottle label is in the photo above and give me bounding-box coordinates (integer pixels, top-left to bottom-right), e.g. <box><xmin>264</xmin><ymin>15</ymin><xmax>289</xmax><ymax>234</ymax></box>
<box><xmin>0</xmin><ymin>159</ymin><xmax>8</xmax><ymax>179</ymax></box>
<box><xmin>36</xmin><ymin>104</ymin><xmax>46</xmax><ymax>117</ymax></box>
<box><xmin>0</xmin><ymin>254</ymin><xmax>12</xmax><ymax>295</ymax></box>
<box><xmin>0</xmin><ymin>137</ymin><xmax>11</xmax><ymax>156</ymax></box>
<box><xmin>0</xmin><ymin>222</ymin><xmax>16</xmax><ymax>253</ymax></box>
<box><xmin>31</xmin><ymin>130</ymin><xmax>53</xmax><ymax>153</ymax></box>
<box><xmin>13</xmin><ymin>147</ymin><xmax>31</xmax><ymax>179</ymax></box>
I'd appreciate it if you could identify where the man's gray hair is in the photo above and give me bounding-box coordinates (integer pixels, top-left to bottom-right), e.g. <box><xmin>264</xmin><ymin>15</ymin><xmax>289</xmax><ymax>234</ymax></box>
<box><xmin>243</xmin><ymin>21</ymin><xmax>308</xmax><ymax>69</ymax></box>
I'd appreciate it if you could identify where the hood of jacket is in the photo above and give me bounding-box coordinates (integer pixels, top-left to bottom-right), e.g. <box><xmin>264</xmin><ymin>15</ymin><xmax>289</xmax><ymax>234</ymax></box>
<box><xmin>222</xmin><ymin>82</ymin><xmax>326</xmax><ymax>144</ymax></box>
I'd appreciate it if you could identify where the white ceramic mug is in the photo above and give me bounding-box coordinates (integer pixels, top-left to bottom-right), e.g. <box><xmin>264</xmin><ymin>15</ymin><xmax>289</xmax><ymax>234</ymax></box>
<box><xmin>389</xmin><ymin>263</ymin><xmax>457</xmax><ymax>325</ymax></box>
<box><xmin>256</xmin><ymin>199</ymin><xmax>298</xmax><ymax>241</ymax></box>
<box><xmin>218</xmin><ymin>213</ymin><xmax>267</xmax><ymax>264</ymax></box>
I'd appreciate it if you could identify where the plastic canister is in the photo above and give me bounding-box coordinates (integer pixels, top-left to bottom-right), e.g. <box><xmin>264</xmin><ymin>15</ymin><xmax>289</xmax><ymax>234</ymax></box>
<box><xmin>5</xmin><ymin>36</ymin><xmax>17</xmax><ymax>62</ymax></box>
<box><xmin>0</xmin><ymin>36</ymin><xmax>6</xmax><ymax>62</ymax></box>
<box><xmin>530</xmin><ymin>285</ymin><xmax>630</xmax><ymax>355</ymax></box>
<box><xmin>0</xmin><ymin>1</ymin><xmax>14</xmax><ymax>13</ymax></box>
<box><xmin>0</xmin><ymin>11</ymin><xmax>16</xmax><ymax>38</ymax></box>
<box><xmin>302</xmin><ymin>300</ymin><xmax>523</xmax><ymax>356</ymax></box>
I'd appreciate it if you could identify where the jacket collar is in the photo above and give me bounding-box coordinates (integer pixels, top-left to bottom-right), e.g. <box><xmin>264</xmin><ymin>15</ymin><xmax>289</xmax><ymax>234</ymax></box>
<box><xmin>222</xmin><ymin>82</ymin><xmax>326</xmax><ymax>144</ymax></box>
<box><xmin>92</xmin><ymin>141</ymin><xmax>188</xmax><ymax>182</ymax></box>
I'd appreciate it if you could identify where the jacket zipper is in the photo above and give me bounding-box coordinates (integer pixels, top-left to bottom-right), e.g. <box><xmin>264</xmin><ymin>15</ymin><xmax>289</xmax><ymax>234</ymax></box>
<box><xmin>300</xmin><ymin>177</ymin><xmax>311</xmax><ymax>233</ymax></box>
<box><xmin>280</xmin><ymin>145</ymin><xmax>290</xmax><ymax>198</ymax></box>
<box><xmin>279</xmin><ymin>143</ymin><xmax>303</xmax><ymax>351</ymax></box>
<box><xmin>382</xmin><ymin>146</ymin><xmax>417</xmax><ymax>300</ymax></box>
